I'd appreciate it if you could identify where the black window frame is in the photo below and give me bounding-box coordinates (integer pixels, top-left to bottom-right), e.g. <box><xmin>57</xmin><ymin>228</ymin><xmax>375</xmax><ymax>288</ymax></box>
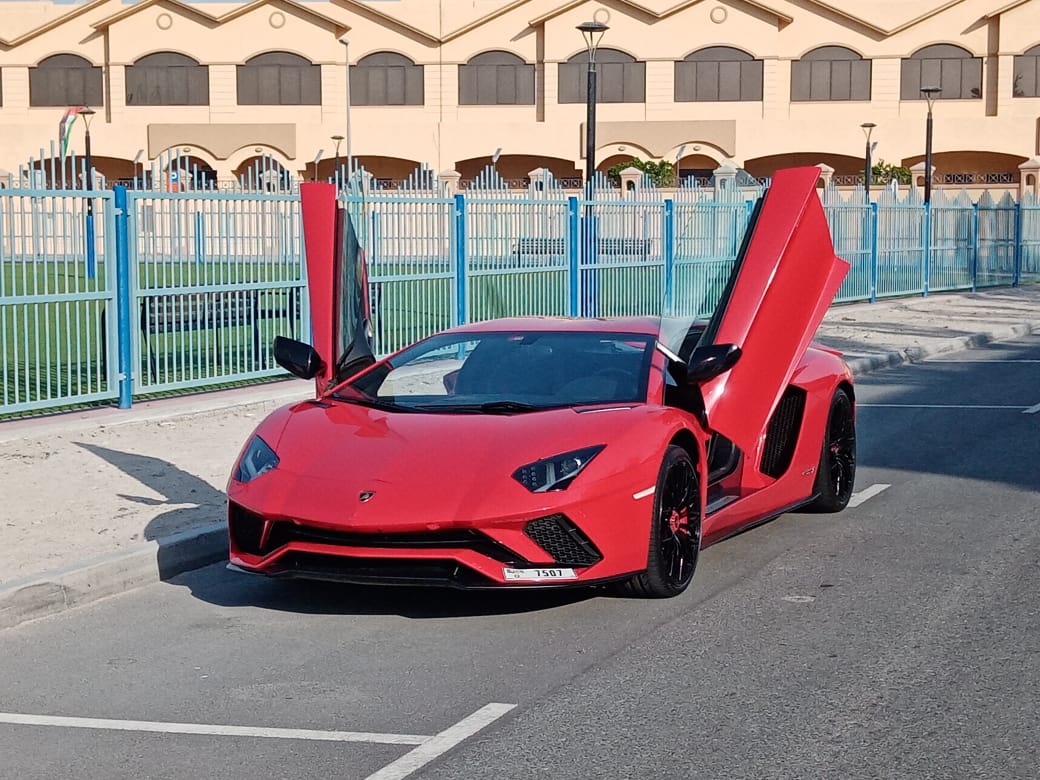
<box><xmin>351</xmin><ymin>51</ymin><xmax>424</xmax><ymax>106</ymax></box>
<box><xmin>1013</xmin><ymin>44</ymin><xmax>1040</xmax><ymax>98</ymax></box>
<box><xmin>29</xmin><ymin>53</ymin><xmax>104</xmax><ymax>107</ymax></box>
<box><xmin>791</xmin><ymin>45</ymin><xmax>871</xmax><ymax>102</ymax></box>
<box><xmin>237</xmin><ymin>51</ymin><xmax>321</xmax><ymax>106</ymax></box>
<box><xmin>901</xmin><ymin>44</ymin><xmax>982</xmax><ymax>100</ymax></box>
<box><xmin>125</xmin><ymin>52</ymin><xmax>209</xmax><ymax>106</ymax></box>
<box><xmin>458</xmin><ymin>51</ymin><xmax>535</xmax><ymax>106</ymax></box>
<box><xmin>558</xmin><ymin>48</ymin><xmax>645</xmax><ymax>104</ymax></box>
<box><xmin>674</xmin><ymin>46</ymin><xmax>763</xmax><ymax>102</ymax></box>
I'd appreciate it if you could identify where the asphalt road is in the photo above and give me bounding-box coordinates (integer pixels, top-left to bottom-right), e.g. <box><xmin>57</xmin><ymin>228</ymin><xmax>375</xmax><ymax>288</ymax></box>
<box><xmin>1</xmin><ymin>334</ymin><xmax>1038</xmax><ymax>780</ymax></box>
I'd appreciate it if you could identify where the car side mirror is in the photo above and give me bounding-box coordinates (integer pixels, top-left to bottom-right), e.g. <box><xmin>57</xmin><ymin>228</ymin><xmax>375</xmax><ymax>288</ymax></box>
<box><xmin>685</xmin><ymin>344</ymin><xmax>741</xmax><ymax>384</ymax></box>
<box><xmin>274</xmin><ymin>336</ymin><xmax>325</xmax><ymax>380</ymax></box>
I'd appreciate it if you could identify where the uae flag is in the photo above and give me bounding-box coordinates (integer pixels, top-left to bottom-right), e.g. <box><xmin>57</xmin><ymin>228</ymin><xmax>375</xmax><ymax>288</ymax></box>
<box><xmin>58</xmin><ymin>106</ymin><xmax>85</xmax><ymax>158</ymax></box>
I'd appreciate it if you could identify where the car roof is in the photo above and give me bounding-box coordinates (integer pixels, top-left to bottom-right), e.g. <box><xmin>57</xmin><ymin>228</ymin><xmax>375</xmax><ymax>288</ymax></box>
<box><xmin>445</xmin><ymin>316</ymin><xmax>664</xmax><ymax>337</ymax></box>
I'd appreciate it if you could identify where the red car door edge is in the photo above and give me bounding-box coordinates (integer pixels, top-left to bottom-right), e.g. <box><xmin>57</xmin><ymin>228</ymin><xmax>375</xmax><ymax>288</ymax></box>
<box><xmin>697</xmin><ymin>166</ymin><xmax>850</xmax><ymax>457</ymax></box>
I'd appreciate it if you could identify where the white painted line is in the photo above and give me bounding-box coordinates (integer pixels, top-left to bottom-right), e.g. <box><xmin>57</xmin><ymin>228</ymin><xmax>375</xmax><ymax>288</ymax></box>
<box><xmin>859</xmin><ymin>403</ymin><xmax>1029</xmax><ymax>410</ymax></box>
<box><xmin>0</xmin><ymin>713</ymin><xmax>429</xmax><ymax>745</ymax></box>
<box><xmin>632</xmin><ymin>486</ymin><xmax>656</xmax><ymax>500</ymax></box>
<box><xmin>848</xmin><ymin>483</ymin><xmax>890</xmax><ymax>508</ymax></box>
<box><xmin>923</xmin><ymin>359</ymin><xmax>1040</xmax><ymax>363</ymax></box>
<box><xmin>1024</xmin><ymin>402</ymin><xmax>1040</xmax><ymax>415</ymax></box>
<box><xmin>365</xmin><ymin>703</ymin><xmax>517</xmax><ymax>780</ymax></box>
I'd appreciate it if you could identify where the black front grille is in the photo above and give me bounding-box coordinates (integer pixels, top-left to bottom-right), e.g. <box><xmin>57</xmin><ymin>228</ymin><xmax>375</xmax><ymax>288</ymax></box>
<box><xmin>270</xmin><ymin>552</ymin><xmax>495</xmax><ymax>588</ymax></box>
<box><xmin>524</xmin><ymin>514</ymin><xmax>603</xmax><ymax>567</ymax></box>
<box><xmin>760</xmin><ymin>386</ymin><xmax>807</xmax><ymax>478</ymax></box>
<box><xmin>229</xmin><ymin>503</ymin><xmax>525</xmax><ymax>563</ymax></box>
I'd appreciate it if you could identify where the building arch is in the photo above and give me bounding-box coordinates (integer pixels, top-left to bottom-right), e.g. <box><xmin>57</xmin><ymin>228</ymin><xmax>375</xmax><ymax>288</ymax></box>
<box><xmin>459</xmin><ymin>50</ymin><xmax>534</xmax><ymax>105</ymax></box>
<box><xmin>901</xmin><ymin>43</ymin><xmax>982</xmax><ymax>100</ymax></box>
<box><xmin>352</xmin><ymin>51</ymin><xmax>424</xmax><ymax>106</ymax></box>
<box><xmin>125</xmin><ymin>52</ymin><xmax>209</xmax><ymax>106</ymax></box>
<box><xmin>238</xmin><ymin>51</ymin><xmax>321</xmax><ymax>105</ymax></box>
<box><xmin>29</xmin><ymin>53</ymin><xmax>103</xmax><ymax>107</ymax></box>
<box><xmin>559</xmin><ymin>48</ymin><xmax>645</xmax><ymax>103</ymax></box>
<box><xmin>676</xmin><ymin>46</ymin><xmax>762</xmax><ymax>102</ymax></box>
<box><xmin>792</xmin><ymin>46</ymin><xmax>871</xmax><ymax>101</ymax></box>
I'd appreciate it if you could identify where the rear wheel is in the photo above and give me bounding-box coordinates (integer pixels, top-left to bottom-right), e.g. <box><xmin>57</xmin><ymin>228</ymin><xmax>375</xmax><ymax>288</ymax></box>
<box><xmin>623</xmin><ymin>446</ymin><xmax>701</xmax><ymax>599</ymax></box>
<box><xmin>805</xmin><ymin>388</ymin><xmax>856</xmax><ymax>512</ymax></box>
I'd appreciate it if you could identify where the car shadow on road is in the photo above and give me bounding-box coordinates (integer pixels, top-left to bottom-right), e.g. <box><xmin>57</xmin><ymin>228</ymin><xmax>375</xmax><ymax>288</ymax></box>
<box><xmin>178</xmin><ymin>561</ymin><xmax>601</xmax><ymax>619</ymax></box>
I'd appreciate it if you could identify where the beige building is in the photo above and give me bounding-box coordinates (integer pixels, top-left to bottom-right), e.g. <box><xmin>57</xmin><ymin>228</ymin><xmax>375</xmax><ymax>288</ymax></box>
<box><xmin>1</xmin><ymin>0</ymin><xmax>1039</xmax><ymax>189</ymax></box>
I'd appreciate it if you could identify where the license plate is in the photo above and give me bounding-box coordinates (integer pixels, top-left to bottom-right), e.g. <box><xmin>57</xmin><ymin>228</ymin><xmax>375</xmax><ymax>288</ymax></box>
<box><xmin>503</xmin><ymin>567</ymin><xmax>578</xmax><ymax>581</ymax></box>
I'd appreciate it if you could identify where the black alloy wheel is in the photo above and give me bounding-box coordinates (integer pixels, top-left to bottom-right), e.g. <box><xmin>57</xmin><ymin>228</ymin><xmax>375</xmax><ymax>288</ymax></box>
<box><xmin>623</xmin><ymin>445</ymin><xmax>701</xmax><ymax>599</ymax></box>
<box><xmin>805</xmin><ymin>388</ymin><xmax>857</xmax><ymax>512</ymax></box>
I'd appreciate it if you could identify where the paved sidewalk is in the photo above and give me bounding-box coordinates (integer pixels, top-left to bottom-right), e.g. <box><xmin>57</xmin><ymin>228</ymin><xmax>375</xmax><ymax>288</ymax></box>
<box><xmin>1</xmin><ymin>285</ymin><xmax>1038</xmax><ymax>628</ymax></box>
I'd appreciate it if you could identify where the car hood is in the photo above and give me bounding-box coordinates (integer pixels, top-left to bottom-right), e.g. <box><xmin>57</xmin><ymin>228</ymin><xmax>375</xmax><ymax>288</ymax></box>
<box><xmin>245</xmin><ymin>399</ymin><xmax>661</xmax><ymax>530</ymax></box>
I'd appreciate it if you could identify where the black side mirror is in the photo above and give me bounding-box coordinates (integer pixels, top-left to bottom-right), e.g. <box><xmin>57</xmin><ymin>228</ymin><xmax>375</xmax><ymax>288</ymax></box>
<box><xmin>685</xmin><ymin>343</ymin><xmax>741</xmax><ymax>383</ymax></box>
<box><xmin>274</xmin><ymin>336</ymin><xmax>325</xmax><ymax>380</ymax></box>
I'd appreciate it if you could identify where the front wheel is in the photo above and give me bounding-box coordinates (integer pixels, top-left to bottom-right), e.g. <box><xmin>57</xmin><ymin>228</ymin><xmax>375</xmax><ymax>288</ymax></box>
<box><xmin>804</xmin><ymin>388</ymin><xmax>856</xmax><ymax>513</ymax></box>
<box><xmin>622</xmin><ymin>446</ymin><xmax>701</xmax><ymax>599</ymax></box>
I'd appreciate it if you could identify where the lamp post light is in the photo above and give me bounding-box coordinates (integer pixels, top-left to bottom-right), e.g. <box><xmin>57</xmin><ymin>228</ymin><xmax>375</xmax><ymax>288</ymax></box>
<box><xmin>340</xmin><ymin>36</ymin><xmax>354</xmax><ymax>186</ymax></box>
<box><xmin>331</xmin><ymin>134</ymin><xmax>344</xmax><ymax>184</ymax></box>
<box><xmin>920</xmin><ymin>86</ymin><xmax>941</xmax><ymax>204</ymax></box>
<box><xmin>576</xmin><ymin>20</ymin><xmax>608</xmax><ymax>195</ymax></box>
<box><xmin>860</xmin><ymin>122</ymin><xmax>876</xmax><ymax>199</ymax></box>
<box><xmin>78</xmin><ymin>107</ymin><xmax>96</xmax><ymax>210</ymax></box>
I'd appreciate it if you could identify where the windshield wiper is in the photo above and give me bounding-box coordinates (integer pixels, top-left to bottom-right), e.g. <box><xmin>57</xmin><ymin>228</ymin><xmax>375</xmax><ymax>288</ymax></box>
<box><xmin>478</xmin><ymin>400</ymin><xmax>540</xmax><ymax>414</ymax></box>
<box><xmin>334</xmin><ymin>395</ymin><xmax>414</xmax><ymax>413</ymax></box>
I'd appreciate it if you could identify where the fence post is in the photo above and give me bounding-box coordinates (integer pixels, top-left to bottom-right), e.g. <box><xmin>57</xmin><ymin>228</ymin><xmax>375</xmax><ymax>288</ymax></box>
<box><xmin>194</xmin><ymin>210</ymin><xmax>205</xmax><ymax>264</ymax></box>
<box><xmin>113</xmin><ymin>185</ymin><xmax>134</xmax><ymax>409</ymax></box>
<box><xmin>663</xmin><ymin>199</ymin><xmax>675</xmax><ymax>314</ymax></box>
<box><xmin>567</xmin><ymin>196</ymin><xmax>579</xmax><ymax>317</ymax></box>
<box><xmin>1013</xmin><ymin>201</ymin><xmax>1023</xmax><ymax>287</ymax></box>
<box><xmin>922</xmin><ymin>202</ymin><xmax>931</xmax><ymax>297</ymax></box>
<box><xmin>971</xmin><ymin>202</ymin><xmax>980</xmax><ymax>292</ymax></box>
<box><xmin>453</xmin><ymin>193</ymin><xmax>467</xmax><ymax>327</ymax></box>
<box><xmin>869</xmin><ymin>202</ymin><xmax>879</xmax><ymax>303</ymax></box>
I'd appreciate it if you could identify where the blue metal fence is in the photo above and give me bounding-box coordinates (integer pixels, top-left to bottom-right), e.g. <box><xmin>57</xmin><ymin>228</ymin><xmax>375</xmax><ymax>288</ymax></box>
<box><xmin>2</xmin><ymin>180</ymin><xmax>1039</xmax><ymax>417</ymax></box>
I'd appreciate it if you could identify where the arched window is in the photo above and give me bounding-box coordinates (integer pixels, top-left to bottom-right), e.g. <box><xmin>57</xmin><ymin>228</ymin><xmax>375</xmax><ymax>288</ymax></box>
<box><xmin>675</xmin><ymin>47</ymin><xmax>762</xmax><ymax>102</ymax></box>
<box><xmin>901</xmin><ymin>44</ymin><xmax>981</xmax><ymax>100</ymax></box>
<box><xmin>125</xmin><ymin>52</ymin><xmax>208</xmax><ymax>106</ymax></box>
<box><xmin>30</xmin><ymin>54</ymin><xmax>103</xmax><ymax>107</ymax></box>
<box><xmin>459</xmin><ymin>51</ymin><xmax>534</xmax><ymax>105</ymax></box>
<box><xmin>351</xmin><ymin>52</ymin><xmax>423</xmax><ymax>106</ymax></box>
<box><xmin>791</xmin><ymin>46</ymin><xmax>870</xmax><ymax>101</ymax></box>
<box><xmin>1013</xmin><ymin>44</ymin><xmax>1040</xmax><ymax>97</ymax></box>
<box><xmin>237</xmin><ymin>52</ymin><xmax>320</xmax><ymax>105</ymax></box>
<box><xmin>559</xmin><ymin>49</ymin><xmax>645</xmax><ymax>103</ymax></box>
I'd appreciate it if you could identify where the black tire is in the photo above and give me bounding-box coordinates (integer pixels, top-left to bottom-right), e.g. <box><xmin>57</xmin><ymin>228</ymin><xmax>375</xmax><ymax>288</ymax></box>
<box><xmin>622</xmin><ymin>445</ymin><xmax>701</xmax><ymax>599</ymax></box>
<box><xmin>804</xmin><ymin>388</ymin><xmax>856</xmax><ymax>513</ymax></box>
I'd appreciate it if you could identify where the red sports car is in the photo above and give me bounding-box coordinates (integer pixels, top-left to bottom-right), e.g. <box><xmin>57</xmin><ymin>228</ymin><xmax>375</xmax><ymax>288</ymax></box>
<box><xmin>226</xmin><ymin>167</ymin><xmax>855</xmax><ymax>598</ymax></box>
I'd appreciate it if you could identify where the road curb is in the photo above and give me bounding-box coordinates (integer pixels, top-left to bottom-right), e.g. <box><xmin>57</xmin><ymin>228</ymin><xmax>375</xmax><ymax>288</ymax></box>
<box><xmin>843</xmin><ymin>321</ymin><xmax>1038</xmax><ymax>376</ymax></box>
<box><xmin>0</xmin><ymin>523</ymin><xmax>228</xmax><ymax>631</ymax></box>
<box><xmin>1</xmin><ymin>318</ymin><xmax>1036</xmax><ymax>632</ymax></box>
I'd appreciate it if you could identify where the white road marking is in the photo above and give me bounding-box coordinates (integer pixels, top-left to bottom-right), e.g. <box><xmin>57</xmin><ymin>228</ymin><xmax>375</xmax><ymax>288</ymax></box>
<box><xmin>858</xmin><ymin>403</ymin><xmax>1029</xmax><ymax>410</ymax></box>
<box><xmin>365</xmin><ymin>703</ymin><xmax>517</xmax><ymax>780</ymax></box>
<box><xmin>632</xmin><ymin>486</ymin><xmax>656</xmax><ymax>500</ymax></box>
<box><xmin>848</xmin><ymin>483</ymin><xmax>891</xmax><ymax>508</ymax></box>
<box><xmin>923</xmin><ymin>359</ymin><xmax>1040</xmax><ymax>363</ymax></box>
<box><xmin>782</xmin><ymin>595</ymin><xmax>816</xmax><ymax>603</ymax></box>
<box><xmin>1025</xmin><ymin>402</ymin><xmax>1040</xmax><ymax>415</ymax></box>
<box><xmin>0</xmin><ymin>712</ymin><xmax>428</xmax><ymax>745</ymax></box>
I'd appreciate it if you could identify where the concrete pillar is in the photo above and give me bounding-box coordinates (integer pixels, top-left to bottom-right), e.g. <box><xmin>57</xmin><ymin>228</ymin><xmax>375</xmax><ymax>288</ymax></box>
<box><xmin>440</xmin><ymin>169</ymin><xmax>462</xmax><ymax>196</ymax></box>
<box><xmin>1018</xmin><ymin>158</ymin><xmax>1040</xmax><ymax>200</ymax></box>
<box><xmin>815</xmin><ymin>163</ymin><xmax>834</xmax><ymax>188</ymax></box>
<box><xmin>713</xmin><ymin>160</ymin><xmax>738</xmax><ymax>198</ymax></box>
<box><xmin>618</xmin><ymin>166</ymin><xmax>643</xmax><ymax>194</ymax></box>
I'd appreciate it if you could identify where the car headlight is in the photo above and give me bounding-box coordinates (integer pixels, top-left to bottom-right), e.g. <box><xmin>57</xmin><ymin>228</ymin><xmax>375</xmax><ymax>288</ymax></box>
<box><xmin>512</xmin><ymin>445</ymin><xmax>605</xmax><ymax>493</ymax></box>
<box><xmin>234</xmin><ymin>436</ymin><xmax>280</xmax><ymax>483</ymax></box>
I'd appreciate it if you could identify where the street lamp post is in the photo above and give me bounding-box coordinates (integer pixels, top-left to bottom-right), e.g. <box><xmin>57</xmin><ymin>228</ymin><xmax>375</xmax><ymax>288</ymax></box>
<box><xmin>78</xmin><ymin>107</ymin><xmax>96</xmax><ymax>212</ymax></box>
<box><xmin>860</xmin><ymin>122</ymin><xmax>876</xmax><ymax>199</ymax></box>
<box><xmin>576</xmin><ymin>20</ymin><xmax>608</xmax><ymax>195</ymax></box>
<box><xmin>340</xmin><ymin>36</ymin><xmax>354</xmax><ymax>187</ymax></box>
<box><xmin>78</xmin><ymin>107</ymin><xmax>97</xmax><ymax>278</ymax></box>
<box><xmin>331</xmin><ymin>135</ymin><xmax>344</xmax><ymax>185</ymax></box>
<box><xmin>920</xmin><ymin>86</ymin><xmax>941</xmax><ymax>204</ymax></box>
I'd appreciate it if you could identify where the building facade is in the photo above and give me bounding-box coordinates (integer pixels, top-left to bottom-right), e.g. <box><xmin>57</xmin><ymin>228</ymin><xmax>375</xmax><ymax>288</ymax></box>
<box><xmin>1</xmin><ymin>0</ymin><xmax>1039</xmax><ymax>189</ymax></box>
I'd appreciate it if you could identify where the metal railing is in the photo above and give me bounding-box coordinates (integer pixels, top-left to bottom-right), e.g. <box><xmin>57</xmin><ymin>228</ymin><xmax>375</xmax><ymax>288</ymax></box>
<box><xmin>2</xmin><ymin>180</ymin><xmax>1038</xmax><ymax>417</ymax></box>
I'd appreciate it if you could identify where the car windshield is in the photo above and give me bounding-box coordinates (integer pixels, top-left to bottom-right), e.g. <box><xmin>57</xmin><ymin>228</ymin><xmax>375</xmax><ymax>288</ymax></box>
<box><xmin>335</xmin><ymin>330</ymin><xmax>655</xmax><ymax>413</ymax></box>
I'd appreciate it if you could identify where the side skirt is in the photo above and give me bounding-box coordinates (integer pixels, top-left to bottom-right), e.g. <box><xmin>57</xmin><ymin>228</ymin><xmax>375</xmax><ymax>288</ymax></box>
<box><xmin>701</xmin><ymin>494</ymin><xmax>819</xmax><ymax>548</ymax></box>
